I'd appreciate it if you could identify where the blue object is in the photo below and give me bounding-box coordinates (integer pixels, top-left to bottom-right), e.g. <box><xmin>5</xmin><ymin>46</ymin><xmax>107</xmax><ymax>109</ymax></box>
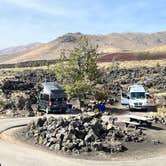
<box><xmin>98</xmin><ymin>104</ymin><xmax>105</xmax><ymax>112</ymax></box>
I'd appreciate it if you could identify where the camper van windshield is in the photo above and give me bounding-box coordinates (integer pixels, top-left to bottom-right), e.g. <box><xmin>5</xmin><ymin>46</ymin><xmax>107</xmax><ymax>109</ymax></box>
<box><xmin>131</xmin><ymin>92</ymin><xmax>145</xmax><ymax>99</ymax></box>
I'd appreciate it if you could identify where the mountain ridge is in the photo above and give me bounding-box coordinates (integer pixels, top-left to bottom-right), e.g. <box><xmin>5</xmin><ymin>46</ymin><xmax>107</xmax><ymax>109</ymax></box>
<box><xmin>0</xmin><ymin>31</ymin><xmax>166</xmax><ymax>64</ymax></box>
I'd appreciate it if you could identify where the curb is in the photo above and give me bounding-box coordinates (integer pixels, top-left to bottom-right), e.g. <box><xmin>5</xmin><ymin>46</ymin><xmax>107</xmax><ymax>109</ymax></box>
<box><xmin>0</xmin><ymin>124</ymin><xmax>27</xmax><ymax>135</ymax></box>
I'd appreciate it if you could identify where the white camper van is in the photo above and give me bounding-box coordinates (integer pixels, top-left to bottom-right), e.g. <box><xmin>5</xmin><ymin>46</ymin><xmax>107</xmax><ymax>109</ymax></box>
<box><xmin>121</xmin><ymin>85</ymin><xmax>148</xmax><ymax>111</ymax></box>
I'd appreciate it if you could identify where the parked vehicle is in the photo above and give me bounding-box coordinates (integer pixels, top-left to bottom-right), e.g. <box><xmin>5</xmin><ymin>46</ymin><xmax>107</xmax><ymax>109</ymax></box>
<box><xmin>121</xmin><ymin>85</ymin><xmax>148</xmax><ymax>111</ymax></box>
<box><xmin>37</xmin><ymin>82</ymin><xmax>67</xmax><ymax>113</ymax></box>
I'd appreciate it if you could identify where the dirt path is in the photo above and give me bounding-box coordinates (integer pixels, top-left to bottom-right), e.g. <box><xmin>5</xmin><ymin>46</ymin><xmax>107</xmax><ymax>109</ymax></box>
<box><xmin>0</xmin><ymin>116</ymin><xmax>166</xmax><ymax>166</ymax></box>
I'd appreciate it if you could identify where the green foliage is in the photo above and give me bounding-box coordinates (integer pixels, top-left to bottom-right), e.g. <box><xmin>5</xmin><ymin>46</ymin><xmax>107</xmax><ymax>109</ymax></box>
<box><xmin>94</xmin><ymin>89</ymin><xmax>108</xmax><ymax>101</ymax></box>
<box><xmin>54</xmin><ymin>36</ymin><xmax>100</xmax><ymax>103</ymax></box>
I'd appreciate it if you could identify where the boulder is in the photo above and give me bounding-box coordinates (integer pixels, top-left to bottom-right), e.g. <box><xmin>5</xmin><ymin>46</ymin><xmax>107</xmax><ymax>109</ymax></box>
<box><xmin>25</xmin><ymin>114</ymin><xmax>146</xmax><ymax>154</ymax></box>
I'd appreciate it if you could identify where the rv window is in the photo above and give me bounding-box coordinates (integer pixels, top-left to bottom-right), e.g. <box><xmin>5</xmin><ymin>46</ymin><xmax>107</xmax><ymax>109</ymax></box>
<box><xmin>40</xmin><ymin>94</ymin><xmax>49</xmax><ymax>101</ymax></box>
<box><xmin>131</xmin><ymin>92</ymin><xmax>145</xmax><ymax>99</ymax></box>
<box><xmin>51</xmin><ymin>98</ymin><xmax>56</xmax><ymax>102</ymax></box>
<box><xmin>122</xmin><ymin>92</ymin><xmax>128</xmax><ymax>98</ymax></box>
<box><xmin>51</xmin><ymin>97</ymin><xmax>67</xmax><ymax>102</ymax></box>
<box><xmin>58</xmin><ymin>98</ymin><xmax>62</xmax><ymax>101</ymax></box>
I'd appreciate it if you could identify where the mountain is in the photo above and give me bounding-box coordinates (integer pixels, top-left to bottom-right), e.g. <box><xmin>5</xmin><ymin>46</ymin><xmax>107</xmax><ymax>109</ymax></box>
<box><xmin>0</xmin><ymin>31</ymin><xmax>166</xmax><ymax>64</ymax></box>
<box><xmin>0</xmin><ymin>43</ymin><xmax>42</xmax><ymax>55</ymax></box>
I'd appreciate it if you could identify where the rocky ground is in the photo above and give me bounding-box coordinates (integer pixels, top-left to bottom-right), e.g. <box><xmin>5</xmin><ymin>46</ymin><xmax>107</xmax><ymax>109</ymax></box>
<box><xmin>0</xmin><ymin>66</ymin><xmax>165</xmax><ymax>117</ymax></box>
<box><xmin>83</xmin><ymin>66</ymin><xmax>166</xmax><ymax>110</ymax></box>
<box><xmin>23</xmin><ymin>113</ymin><xmax>144</xmax><ymax>154</ymax></box>
<box><xmin>19</xmin><ymin>113</ymin><xmax>166</xmax><ymax>160</ymax></box>
<box><xmin>0</xmin><ymin>69</ymin><xmax>56</xmax><ymax>117</ymax></box>
<box><xmin>101</xmin><ymin>66</ymin><xmax>166</xmax><ymax>104</ymax></box>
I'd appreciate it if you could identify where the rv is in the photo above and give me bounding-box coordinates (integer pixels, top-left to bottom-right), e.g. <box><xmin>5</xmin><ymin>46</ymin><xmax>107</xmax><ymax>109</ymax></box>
<box><xmin>121</xmin><ymin>85</ymin><xmax>148</xmax><ymax>111</ymax></box>
<box><xmin>37</xmin><ymin>82</ymin><xmax>67</xmax><ymax>113</ymax></box>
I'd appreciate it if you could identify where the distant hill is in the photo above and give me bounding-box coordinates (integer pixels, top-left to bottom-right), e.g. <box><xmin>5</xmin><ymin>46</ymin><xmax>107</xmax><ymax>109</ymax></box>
<box><xmin>0</xmin><ymin>43</ymin><xmax>41</xmax><ymax>55</ymax></box>
<box><xmin>144</xmin><ymin>45</ymin><xmax>166</xmax><ymax>53</ymax></box>
<box><xmin>0</xmin><ymin>31</ymin><xmax>166</xmax><ymax>64</ymax></box>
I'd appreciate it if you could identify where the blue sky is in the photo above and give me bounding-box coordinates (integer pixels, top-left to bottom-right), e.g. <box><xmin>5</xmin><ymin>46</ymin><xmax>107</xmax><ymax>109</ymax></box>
<box><xmin>0</xmin><ymin>0</ymin><xmax>166</xmax><ymax>49</ymax></box>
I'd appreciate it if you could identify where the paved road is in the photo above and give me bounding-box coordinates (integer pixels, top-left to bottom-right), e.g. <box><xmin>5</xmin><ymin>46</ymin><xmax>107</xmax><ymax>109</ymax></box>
<box><xmin>0</xmin><ymin>117</ymin><xmax>166</xmax><ymax>166</ymax></box>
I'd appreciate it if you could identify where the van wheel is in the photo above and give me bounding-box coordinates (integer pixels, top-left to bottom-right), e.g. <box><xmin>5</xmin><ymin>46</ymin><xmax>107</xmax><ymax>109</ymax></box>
<box><xmin>143</xmin><ymin>108</ymin><xmax>148</xmax><ymax>112</ymax></box>
<box><xmin>37</xmin><ymin>106</ymin><xmax>41</xmax><ymax>112</ymax></box>
<box><xmin>62</xmin><ymin>110</ymin><xmax>66</xmax><ymax>114</ymax></box>
<box><xmin>129</xmin><ymin>106</ymin><xmax>133</xmax><ymax>112</ymax></box>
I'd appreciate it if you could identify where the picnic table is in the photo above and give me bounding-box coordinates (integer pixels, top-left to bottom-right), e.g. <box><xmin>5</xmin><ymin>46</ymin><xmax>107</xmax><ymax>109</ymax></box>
<box><xmin>123</xmin><ymin>120</ymin><xmax>140</xmax><ymax>129</ymax></box>
<box><xmin>127</xmin><ymin>115</ymin><xmax>153</xmax><ymax>127</ymax></box>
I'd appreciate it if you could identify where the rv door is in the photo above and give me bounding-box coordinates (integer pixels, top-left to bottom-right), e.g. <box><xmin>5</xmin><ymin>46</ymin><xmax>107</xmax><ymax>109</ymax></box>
<box><xmin>121</xmin><ymin>91</ymin><xmax>129</xmax><ymax>105</ymax></box>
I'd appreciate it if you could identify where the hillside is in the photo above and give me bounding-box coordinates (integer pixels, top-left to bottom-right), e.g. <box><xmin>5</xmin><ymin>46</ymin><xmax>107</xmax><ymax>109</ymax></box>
<box><xmin>0</xmin><ymin>31</ymin><xmax>166</xmax><ymax>64</ymax></box>
<box><xmin>144</xmin><ymin>45</ymin><xmax>166</xmax><ymax>53</ymax></box>
<box><xmin>0</xmin><ymin>43</ymin><xmax>41</xmax><ymax>56</ymax></box>
<box><xmin>97</xmin><ymin>52</ymin><xmax>166</xmax><ymax>62</ymax></box>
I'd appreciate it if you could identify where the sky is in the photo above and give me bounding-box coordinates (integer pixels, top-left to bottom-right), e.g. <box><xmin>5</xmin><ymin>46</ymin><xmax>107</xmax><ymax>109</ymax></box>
<box><xmin>0</xmin><ymin>0</ymin><xmax>166</xmax><ymax>49</ymax></box>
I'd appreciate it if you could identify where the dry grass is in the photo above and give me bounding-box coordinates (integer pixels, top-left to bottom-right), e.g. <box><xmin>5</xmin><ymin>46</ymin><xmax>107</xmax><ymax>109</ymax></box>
<box><xmin>149</xmin><ymin>107</ymin><xmax>166</xmax><ymax>117</ymax></box>
<box><xmin>155</xmin><ymin>92</ymin><xmax>166</xmax><ymax>97</ymax></box>
<box><xmin>0</xmin><ymin>65</ymin><xmax>48</xmax><ymax>72</ymax></box>
<box><xmin>0</xmin><ymin>59</ymin><xmax>165</xmax><ymax>73</ymax></box>
<box><xmin>98</xmin><ymin>59</ymin><xmax>166</xmax><ymax>69</ymax></box>
<box><xmin>0</xmin><ymin>75</ymin><xmax>14</xmax><ymax>79</ymax></box>
<box><xmin>144</xmin><ymin>45</ymin><xmax>166</xmax><ymax>53</ymax></box>
<box><xmin>157</xmin><ymin>107</ymin><xmax>166</xmax><ymax>114</ymax></box>
<box><xmin>0</xmin><ymin>92</ymin><xmax>8</xmax><ymax>107</ymax></box>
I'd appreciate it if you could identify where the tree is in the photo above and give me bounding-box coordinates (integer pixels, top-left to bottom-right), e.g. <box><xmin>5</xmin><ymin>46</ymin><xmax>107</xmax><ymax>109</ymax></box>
<box><xmin>54</xmin><ymin>36</ymin><xmax>100</xmax><ymax>106</ymax></box>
